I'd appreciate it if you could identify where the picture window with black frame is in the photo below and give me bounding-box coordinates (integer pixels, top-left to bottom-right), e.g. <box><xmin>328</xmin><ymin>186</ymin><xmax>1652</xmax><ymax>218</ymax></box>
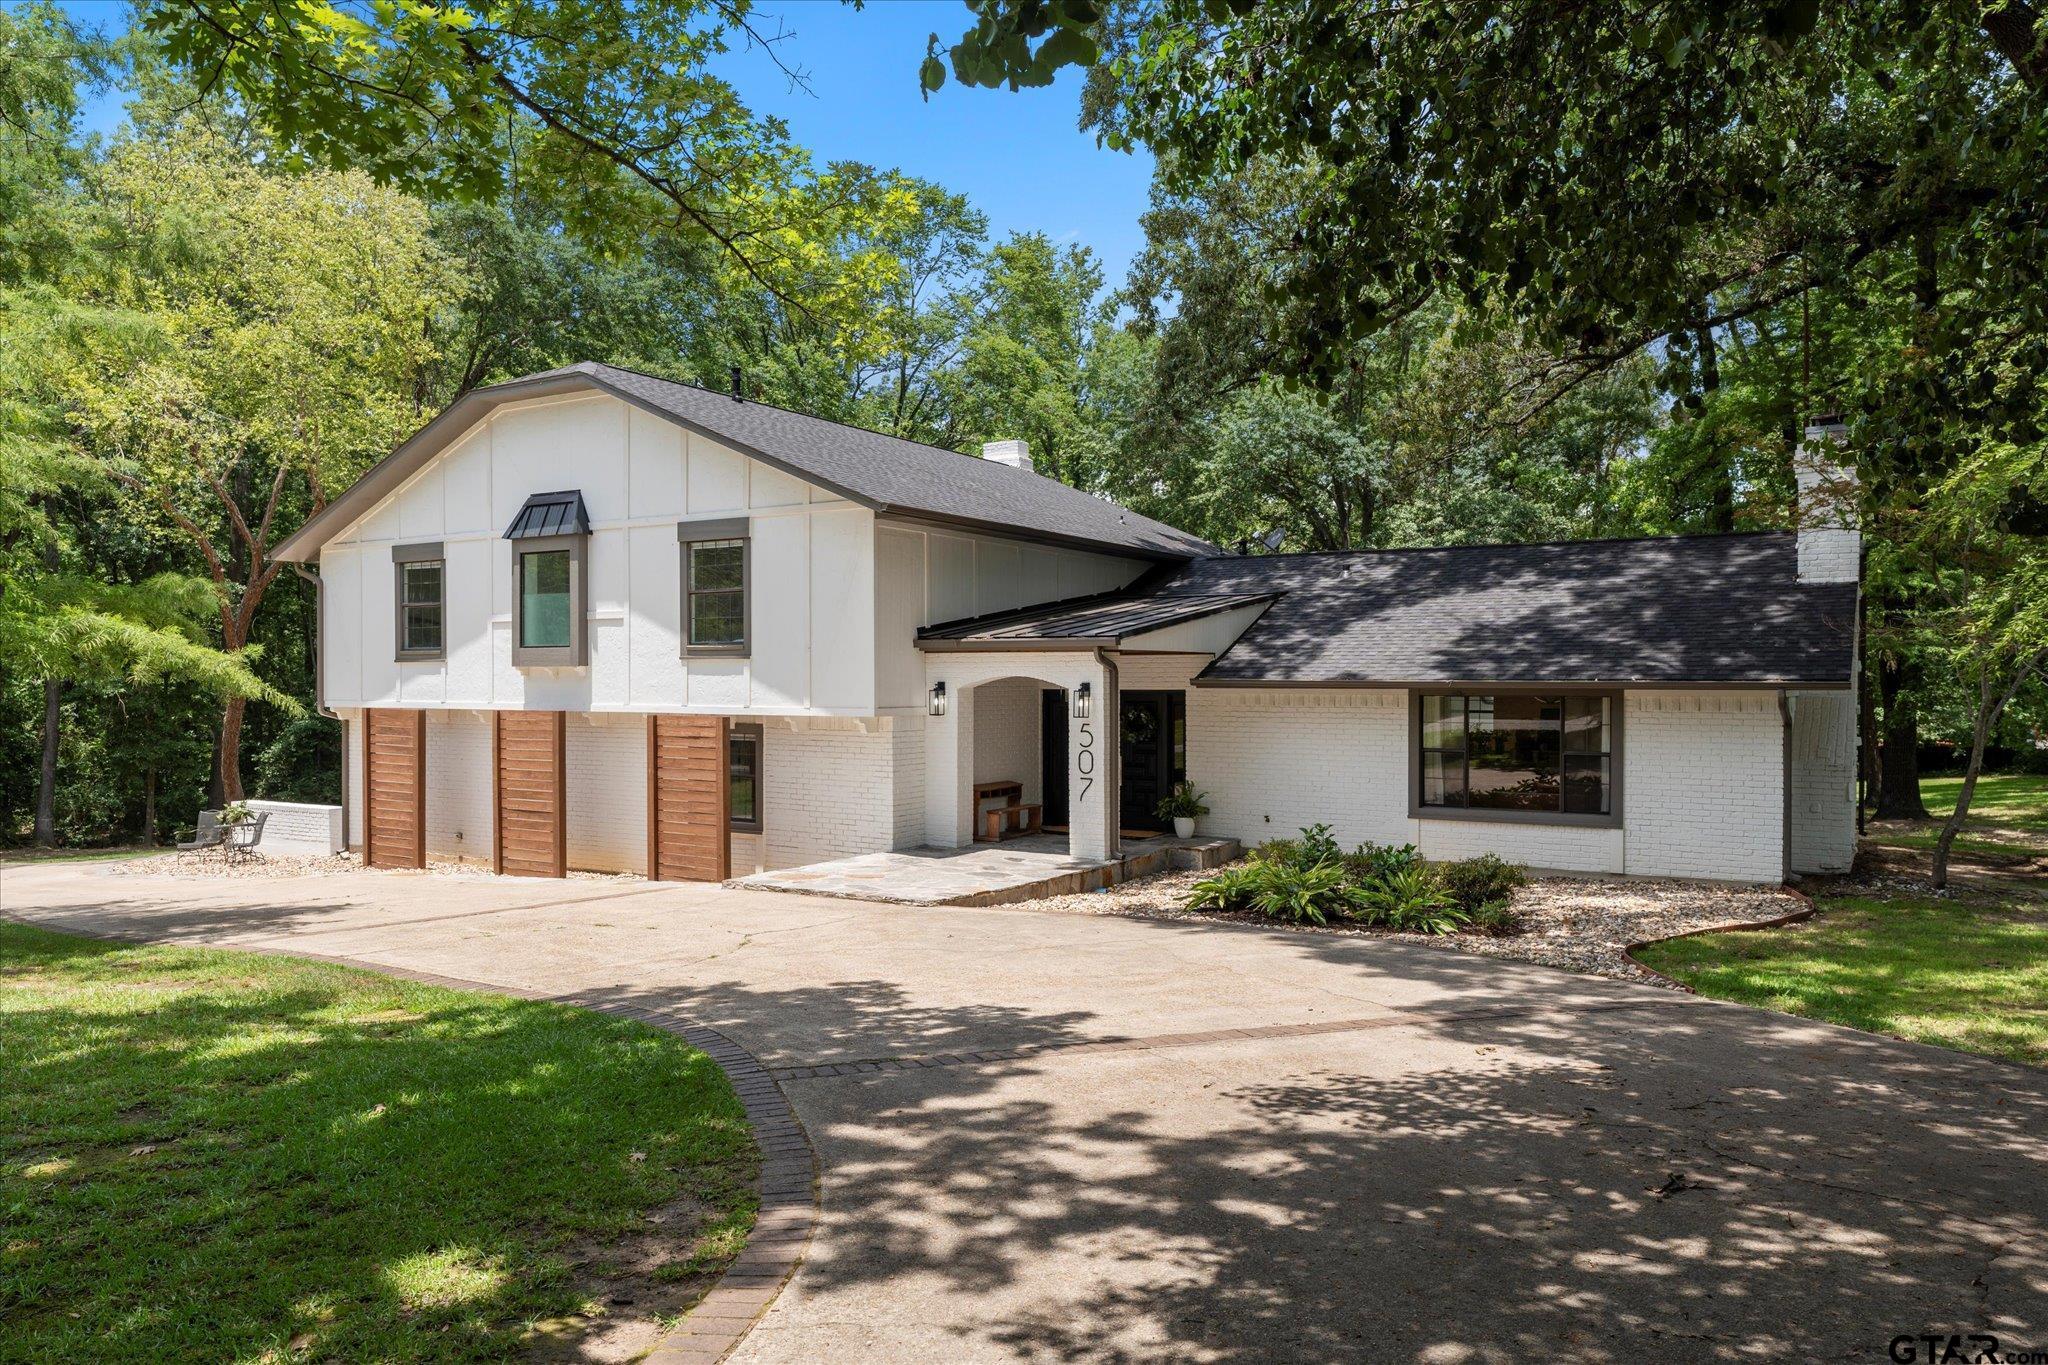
<box><xmin>1418</xmin><ymin>693</ymin><xmax>1614</xmax><ymax>819</ymax></box>
<box><xmin>728</xmin><ymin>724</ymin><xmax>763</xmax><ymax>833</ymax></box>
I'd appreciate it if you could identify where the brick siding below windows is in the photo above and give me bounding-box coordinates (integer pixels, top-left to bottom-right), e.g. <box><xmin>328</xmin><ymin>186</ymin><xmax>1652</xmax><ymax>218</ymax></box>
<box><xmin>1186</xmin><ymin>683</ymin><xmax>1790</xmax><ymax>883</ymax></box>
<box><xmin>424</xmin><ymin>710</ymin><xmax>492</xmax><ymax>864</ymax></box>
<box><xmin>566</xmin><ymin>712</ymin><xmax>649</xmax><ymax>875</ymax></box>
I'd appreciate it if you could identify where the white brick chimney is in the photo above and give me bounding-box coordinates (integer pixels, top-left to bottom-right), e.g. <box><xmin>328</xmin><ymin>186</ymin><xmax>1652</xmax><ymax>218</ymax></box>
<box><xmin>981</xmin><ymin>439</ymin><xmax>1033</xmax><ymax>474</ymax></box>
<box><xmin>1794</xmin><ymin>420</ymin><xmax>1859</xmax><ymax>584</ymax></box>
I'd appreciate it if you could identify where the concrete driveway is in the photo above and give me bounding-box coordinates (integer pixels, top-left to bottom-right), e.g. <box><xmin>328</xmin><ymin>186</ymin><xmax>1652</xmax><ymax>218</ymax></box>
<box><xmin>5</xmin><ymin>859</ymin><xmax>2046</xmax><ymax>1362</ymax></box>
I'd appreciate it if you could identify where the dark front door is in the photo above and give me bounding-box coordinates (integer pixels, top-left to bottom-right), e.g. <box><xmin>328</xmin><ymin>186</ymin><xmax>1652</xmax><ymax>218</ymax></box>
<box><xmin>1119</xmin><ymin>690</ymin><xmax>1185</xmax><ymax>835</ymax></box>
<box><xmin>1040</xmin><ymin>688</ymin><xmax>1069</xmax><ymax>827</ymax></box>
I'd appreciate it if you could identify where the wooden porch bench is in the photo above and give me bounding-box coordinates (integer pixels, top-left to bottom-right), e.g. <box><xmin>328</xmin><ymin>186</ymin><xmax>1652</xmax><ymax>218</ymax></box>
<box><xmin>981</xmin><ymin>802</ymin><xmax>1044</xmax><ymax>843</ymax></box>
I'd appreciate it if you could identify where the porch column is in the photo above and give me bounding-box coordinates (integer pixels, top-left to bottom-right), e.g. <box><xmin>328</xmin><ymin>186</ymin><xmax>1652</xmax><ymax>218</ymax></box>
<box><xmin>923</xmin><ymin>667</ymin><xmax>976</xmax><ymax>849</ymax></box>
<box><xmin>1067</xmin><ymin>654</ymin><xmax>1119</xmax><ymax>862</ymax></box>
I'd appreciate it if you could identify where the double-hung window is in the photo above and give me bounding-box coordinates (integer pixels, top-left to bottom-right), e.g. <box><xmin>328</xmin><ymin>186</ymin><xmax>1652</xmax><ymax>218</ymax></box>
<box><xmin>392</xmin><ymin>542</ymin><xmax>444</xmax><ymax>661</ymax></box>
<box><xmin>679</xmin><ymin>519</ymin><xmax>750</xmax><ymax>657</ymax></box>
<box><xmin>1414</xmin><ymin>692</ymin><xmax>1618</xmax><ymax>824</ymax></box>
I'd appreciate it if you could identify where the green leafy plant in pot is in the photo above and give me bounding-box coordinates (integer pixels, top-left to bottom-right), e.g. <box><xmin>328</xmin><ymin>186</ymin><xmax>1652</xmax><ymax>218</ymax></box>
<box><xmin>1156</xmin><ymin>782</ymin><xmax>1210</xmax><ymax>838</ymax></box>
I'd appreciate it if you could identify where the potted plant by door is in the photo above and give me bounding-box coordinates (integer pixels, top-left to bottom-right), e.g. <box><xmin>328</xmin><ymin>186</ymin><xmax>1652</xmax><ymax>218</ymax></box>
<box><xmin>1157</xmin><ymin>783</ymin><xmax>1210</xmax><ymax>840</ymax></box>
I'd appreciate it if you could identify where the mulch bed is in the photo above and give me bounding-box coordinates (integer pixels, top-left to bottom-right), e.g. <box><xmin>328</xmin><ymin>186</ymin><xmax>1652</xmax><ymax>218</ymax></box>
<box><xmin>1020</xmin><ymin>867</ymin><xmax>1802</xmax><ymax>987</ymax></box>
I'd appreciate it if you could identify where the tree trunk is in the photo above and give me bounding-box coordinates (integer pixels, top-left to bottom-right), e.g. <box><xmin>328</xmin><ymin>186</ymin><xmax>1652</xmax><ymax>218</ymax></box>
<box><xmin>1695</xmin><ymin>322</ymin><xmax>1736</xmax><ymax>533</ymax></box>
<box><xmin>1874</xmin><ymin>655</ymin><xmax>1931</xmax><ymax>819</ymax></box>
<box><xmin>1933</xmin><ymin>650</ymin><xmax>2045</xmax><ymax>889</ymax></box>
<box><xmin>142</xmin><ymin>767</ymin><xmax>157</xmax><ymax>847</ymax></box>
<box><xmin>34</xmin><ymin>677</ymin><xmax>60</xmax><ymax>847</ymax></box>
<box><xmin>219</xmin><ymin>693</ymin><xmax>247</xmax><ymax>803</ymax></box>
<box><xmin>1933</xmin><ymin>677</ymin><xmax>1996</xmax><ymax>890</ymax></box>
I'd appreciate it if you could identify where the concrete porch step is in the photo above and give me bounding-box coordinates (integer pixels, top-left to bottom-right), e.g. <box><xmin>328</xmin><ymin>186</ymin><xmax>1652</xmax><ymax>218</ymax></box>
<box><xmin>730</xmin><ymin>835</ymin><xmax>1244</xmax><ymax>908</ymax></box>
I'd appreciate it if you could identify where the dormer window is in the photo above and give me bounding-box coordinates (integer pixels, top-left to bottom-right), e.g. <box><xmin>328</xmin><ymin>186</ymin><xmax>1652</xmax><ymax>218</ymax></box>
<box><xmin>506</xmin><ymin>490</ymin><xmax>589</xmax><ymax>667</ymax></box>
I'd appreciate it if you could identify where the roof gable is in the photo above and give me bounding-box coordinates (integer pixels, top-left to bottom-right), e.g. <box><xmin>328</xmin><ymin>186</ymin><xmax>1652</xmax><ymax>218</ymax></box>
<box><xmin>275</xmin><ymin>363</ymin><xmax>1214</xmax><ymax>562</ymax></box>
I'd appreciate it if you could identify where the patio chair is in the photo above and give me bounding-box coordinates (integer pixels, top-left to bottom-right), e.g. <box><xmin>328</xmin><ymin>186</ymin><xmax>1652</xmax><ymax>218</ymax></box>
<box><xmin>177</xmin><ymin>810</ymin><xmax>224</xmax><ymax>851</ymax></box>
<box><xmin>222</xmin><ymin>811</ymin><xmax>270</xmax><ymax>859</ymax></box>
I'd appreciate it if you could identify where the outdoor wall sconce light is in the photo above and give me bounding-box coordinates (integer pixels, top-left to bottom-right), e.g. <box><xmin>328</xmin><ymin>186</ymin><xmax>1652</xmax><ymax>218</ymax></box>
<box><xmin>928</xmin><ymin>681</ymin><xmax>947</xmax><ymax>717</ymax></box>
<box><xmin>1073</xmin><ymin>681</ymin><xmax>1091</xmax><ymax>719</ymax></box>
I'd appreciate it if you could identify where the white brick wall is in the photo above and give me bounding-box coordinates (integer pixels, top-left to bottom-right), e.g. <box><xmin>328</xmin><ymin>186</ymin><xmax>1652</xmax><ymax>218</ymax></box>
<box><xmin>1796</xmin><ymin>426</ymin><xmax>1860</xmax><ymax>585</ymax></box>
<box><xmin>889</xmin><ymin>718</ymin><xmax>926</xmax><ymax>848</ymax></box>
<box><xmin>245</xmin><ymin>800</ymin><xmax>344</xmax><ymax>856</ymax></box>
<box><xmin>973</xmin><ymin>677</ymin><xmax>1043</xmax><ymax>807</ymax></box>
<box><xmin>761</xmin><ymin>717</ymin><xmax>903</xmax><ymax>869</ymax></box>
<box><xmin>343</xmin><ymin>709</ymin><xmax>364</xmax><ymax>849</ymax></box>
<box><xmin>1186</xmin><ymin>684</ymin><xmax>1787</xmax><ymax>882</ymax></box>
<box><xmin>1190</xmin><ymin>688</ymin><xmax>1413</xmax><ymax>850</ymax></box>
<box><xmin>1786</xmin><ymin>689</ymin><xmax>1857</xmax><ymax>874</ymax></box>
<box><xmin>424</xmin><ymin>710</ymin><xmax>492</xmax><ymax>864</ymax></box>
<box><xmin>1623</xmin><ymin>692</ymin><xmax>1784</xmax><ymax>881</ymax></box>
<box><xmin>566</xmin><ymin>711</ymin><xmax>649</xmax><ymax>874</ymax></box>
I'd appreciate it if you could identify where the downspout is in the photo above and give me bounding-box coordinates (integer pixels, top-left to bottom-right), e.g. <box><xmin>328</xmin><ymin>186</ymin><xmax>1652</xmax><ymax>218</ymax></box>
<box><xmin>1095</xmin><ymin>647</ymin><xmax>1122</xmax><ymax>859</ymax></box>
<box><xmin>292</xmin><ymin>562</ymin><xmax>348</xmax><ymax>847</ymax></box>
<box><xmin>1778</xmin><ymin>689</ymin><xmax>1794</xmax><ymax>885</ymax></box>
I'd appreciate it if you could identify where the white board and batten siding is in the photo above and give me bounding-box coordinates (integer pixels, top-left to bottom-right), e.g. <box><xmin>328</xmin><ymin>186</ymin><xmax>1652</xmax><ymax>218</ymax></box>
<box><xmin>873</xmin><ymin>522</ymin><xmax>1148</xmax><ymax>713</ymax></box>
<box><xmin>319</xmin><ymin>392</ymin><xmax>1151</xmax><ymax>720</ymax></box>
<box><xmin>318</xmin><ymin>392</ymin><xmax>882</xmax><ymax>716</ymax></box>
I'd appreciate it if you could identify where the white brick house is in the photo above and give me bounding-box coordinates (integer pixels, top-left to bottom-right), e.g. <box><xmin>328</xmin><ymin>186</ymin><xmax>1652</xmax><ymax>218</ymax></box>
<box><xmin>274</xmin><ymin>365</ymin><xmax>1858</xmax><ymax>885</ymax></box>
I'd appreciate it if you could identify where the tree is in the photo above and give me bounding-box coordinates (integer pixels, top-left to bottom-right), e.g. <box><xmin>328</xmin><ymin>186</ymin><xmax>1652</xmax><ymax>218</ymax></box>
<box><xmin>1895</xmin><ymin>439</ymin><xmax>2048</xmax><ymax>887</ymax></box>
<box><xmin>59</xmin><ymin>128</ymin><xmax>456</xmax><ymax>801</ymax></box>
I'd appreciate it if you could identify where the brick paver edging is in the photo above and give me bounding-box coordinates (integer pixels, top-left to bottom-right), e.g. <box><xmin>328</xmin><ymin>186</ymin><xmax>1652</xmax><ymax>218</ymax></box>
<box><xmin>2</xmin><ymin>919</ymin><xmax>814</xmax><ymax>1365</ymax></box>
<box><xmin>766</xmin><ymin>996</ymin><xmax>1676</xmax><ymax>1081</ymax></box>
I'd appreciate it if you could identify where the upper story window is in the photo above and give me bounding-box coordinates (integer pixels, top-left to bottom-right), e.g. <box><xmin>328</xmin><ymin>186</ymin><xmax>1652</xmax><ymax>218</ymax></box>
<box><xmin>678</xmin><ymin>518</ymin><xmax>750</xmax><ymax>657</ymax></box>
<box><xmin>506</xmin><ymin>490</ymin><xmax>589</xmax><ymax>667</ymax></box>
<box><xmin>1412</xmin><ymin>692</ymin><xmax>1619</xmax><ymax>826</ymax></box>
<box><xmin>392</xmin><ymin>542</ymin><xmax>444</xmax><ymax>661</ymax></box>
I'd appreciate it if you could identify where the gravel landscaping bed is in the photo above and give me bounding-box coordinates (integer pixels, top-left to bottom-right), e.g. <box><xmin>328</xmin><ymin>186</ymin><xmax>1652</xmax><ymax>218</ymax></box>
<box><xmin>105</xmin><ymin>850</ymin><xmax>636</xmax><ymax>882</ymax></box>
<box><xmin>1022</xmin><ymin>866</ymin><xmax>1802</xmax><ymax>987</ymax></box>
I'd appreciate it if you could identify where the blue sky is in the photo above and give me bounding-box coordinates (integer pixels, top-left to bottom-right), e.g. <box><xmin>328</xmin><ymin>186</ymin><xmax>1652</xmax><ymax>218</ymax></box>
<box><xmin>60</xmin><ymin>0</ymin><xmax>1156</xmax><ymax>291</ymax></box>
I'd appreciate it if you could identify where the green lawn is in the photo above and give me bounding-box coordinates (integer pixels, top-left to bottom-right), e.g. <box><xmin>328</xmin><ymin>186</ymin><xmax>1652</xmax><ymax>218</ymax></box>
<box><xmin>1866</xmin><ymin>772</ymin><xmax>2048</xmax><ymax>857</ymax></box>
<box><xmin>1918</xmin><ymin>771</ymin><xmax>2048</xmax><ymax>835</ymax></box>
<box><xmin>0</xmin><ymin>923</ymin><xmax>757</xmax><ymax>1363</ymax></box>
<box><xmin>1637</xmin><ymin>896</ymin><xmax>2048</xmax><ymax>1068</ymax></box>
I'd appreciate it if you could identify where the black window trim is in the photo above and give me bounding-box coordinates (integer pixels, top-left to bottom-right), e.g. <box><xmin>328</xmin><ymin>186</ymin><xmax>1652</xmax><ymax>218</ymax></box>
<box><xmin>728</xmin><ymin>721</ymin><xmax>764</xmax><ymax>833</ymax></box>
<box><xmin>1406</xmin><ymin>686</ymin><xmax>1624</xmax><ymax>829</ymax></box>
<box><xmin>392</xmin><ymin>541</ymin><xmax>445</xmax><ymax>662</ymax></box>
<box><xmin>678</xmin><ymin>517</ymin><xmax>751</xmax><ymax>659</ymax></box>
<box><xmin>510</xmin><ymin>532</ymin><xmax>588</xmax><ymax>667</ymax></box>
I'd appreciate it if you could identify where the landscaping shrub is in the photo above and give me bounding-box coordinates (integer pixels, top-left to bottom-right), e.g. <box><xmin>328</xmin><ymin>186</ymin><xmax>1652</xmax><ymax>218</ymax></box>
<box><xmin>1463</xmin><ymin>898</ymin><xmax>1523</xmax><ymax>936</ymax></box>
<box><xmin>1350</xmin><ymin>866</ymin><xmax>1467</xmax><ymax>934</ymax></box>
<box><xmin>1251</xmin><ymin>836</ymin><xmax>1301</xmax><ymax>867</ymax></box>
<box><xmin>1190</xmin><ymin>825</ymin><xmax>1521</xmax><ymax>937</ymax></box>
<box><xmin>1249</xmin><ymin>860</ymin><xmax>1355</xmax><ymax>925</ymax></box>
<box><xmin>1187</xmin><ymin>863</ymin><xmax>1263</xmax><ymax>912</ymax></box>
<box><xmin>1435</xmin><ymin>853</ymin><xmax>1528</xmax><ymax>914</ymax></box>
<box><xmin>1344</xmin><ymin>840</ymin><xmax>1419</xmax><ymax>882</ymax></box>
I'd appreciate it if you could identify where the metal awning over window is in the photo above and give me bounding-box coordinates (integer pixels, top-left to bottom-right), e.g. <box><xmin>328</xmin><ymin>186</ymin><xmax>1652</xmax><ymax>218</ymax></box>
<box><xmin>503</xmin><ymin>489</ymin><xmax>590</xmax><ymax>540</ymax></box>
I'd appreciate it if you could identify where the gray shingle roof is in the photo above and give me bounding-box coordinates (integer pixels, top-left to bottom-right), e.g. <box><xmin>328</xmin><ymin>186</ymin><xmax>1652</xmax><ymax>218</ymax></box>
<box><xmin>274</xmin><ymin>362</ymin><xmax>1215</xmax><ymax>563</ymax></box>
<box><xmin>919</xmin><ymin>591</ymin><xmax>1275</xmax><ymax>647</ymax></box>
<box><xmin>1160</xmin><ymin>532</ymin><xmax>1856</xmax><ymax>687</ymax></box>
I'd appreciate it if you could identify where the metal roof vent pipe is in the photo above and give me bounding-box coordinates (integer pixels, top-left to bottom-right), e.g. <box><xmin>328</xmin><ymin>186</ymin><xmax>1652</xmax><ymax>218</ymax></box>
<box><xmin>981</xmin><ymin>438</ymin><xmax>1032</xmax><ymax>473</ymax></box>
